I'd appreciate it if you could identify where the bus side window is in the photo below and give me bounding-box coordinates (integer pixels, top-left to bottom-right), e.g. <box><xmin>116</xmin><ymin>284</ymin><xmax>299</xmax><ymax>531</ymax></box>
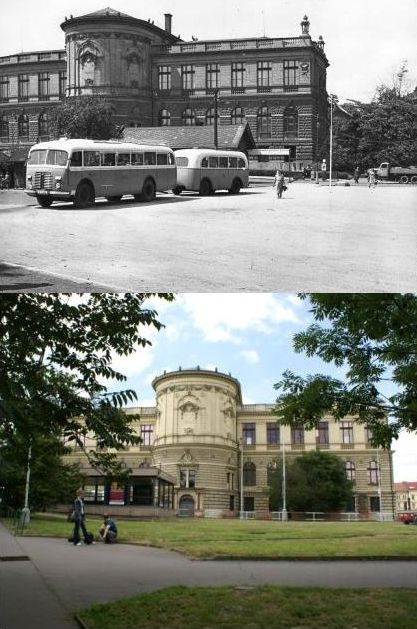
<box><xmin>117</xmin><ymin>153</ymin><xmax>130</xmax><ymax>166</ymax></box>
<box><xmin>70</xmin><ymin>151</ymin><xmax>82</xmax><ymax>167</ymax></box>
<box><xmin>238</xmin><ymin>158</ymin><xmax>246</xmax><ymax>169</ymax></box>
<box><xmin>201</xmin><ymin>158</ymin><xmax>209</xmax><ymax>168</ymax></box>
<box><xmin>144</xmin><ymin>152</ymin><xmax>156</xmax><ymax>166</ymax></box>
<box><xmin>103</xmin><ymin>153</ymin><xmax>116</xmax><ymax>166</ymax></box>
<box><xmin>168</xmin><ymin>152</ymin><xmax>175</xmax><ymax>165</ymax></box>
<box><xmin>229</xmin><ymin>156</ymin><xmax>237</xmax><ymax>168</ymax></box>
<box><xmin>209</xmin><ymin>156</ymin><xmax>218</xmax><ymax>168</ymax></box>
<box><xmin>84</xmin><ymin>151</ymin><xmax>100</xmax><ymax>167</ymax></box>
<box><xmin>132</xmin><ymin>153</ymin><xmax>144</xmax><ymax>165</ymax></box>
<box><xmin>219</xmin><ymin>156</ymin><xmax>228</xmax><ymax>168</ymax></box>
<box><xmin>157</xmin><ymin>153</ymin><xmax>168</xmax><ymax>166</ymax></box>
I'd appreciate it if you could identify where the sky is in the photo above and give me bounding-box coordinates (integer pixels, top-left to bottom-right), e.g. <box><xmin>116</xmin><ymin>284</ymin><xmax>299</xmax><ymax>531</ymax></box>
<box><xmin>104</xmin><ymin>293</ymin><xmax>416</xmax><ymax>483</ymax></box>
<box><xmin>1</xmin><ymin>0</ymin><xmax>416</xmax><ymax>103</ymax></box>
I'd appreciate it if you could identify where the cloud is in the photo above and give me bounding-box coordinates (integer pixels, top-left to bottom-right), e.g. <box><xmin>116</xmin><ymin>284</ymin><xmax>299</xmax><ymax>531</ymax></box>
<box><xmin>240</xmin><ymin>349</ymin><xmax>260</xmax><ymax>364</ymax></box>
<box><xmin>392</xmin><ymin>431</ymin><xmax>417</xmax><ymax>482</ymax></box>
<box><xmin>178</xmin><ymin>293</ymin><xmax>301</xmax><ymax>344</ymax></box>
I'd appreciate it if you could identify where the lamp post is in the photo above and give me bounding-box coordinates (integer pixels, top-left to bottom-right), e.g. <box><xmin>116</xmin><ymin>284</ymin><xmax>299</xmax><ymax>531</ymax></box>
<box><xmin>20</xmin><ymin>443</ymin><xmax>32</xmax><ymax>526</ymax></box>
<box><xmin>328</xmin><ymin>93</ymin><xmax>338</xmax><ymax>189</ymax></box>
<box><xmin>281</xmin><ymin>431</ymin><xmax>288</xmax><ymax>521</ymax></box>
<box><xmin>213</xmin><ymin>88</ymin><xmax>219</xmax><ymax>149</ymax></box>
<box><xmin>239</xmin><ymin>437</ymin><xmax>244</xmax><ymax>518</ymax></box>
<box><xmin>377</xmin><ymin>448</ymin><xmax>383</xmax><ymax>522</ymax></box>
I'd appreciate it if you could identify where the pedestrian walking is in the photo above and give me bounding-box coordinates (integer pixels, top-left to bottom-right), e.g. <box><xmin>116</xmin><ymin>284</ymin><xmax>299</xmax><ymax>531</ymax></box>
<box><xmin>72</xmin><ymin>488</ymin><xmax>91</xmax><ymax>546</ymax></box>
<box><xmin>273</xmin><ymin>170</ymin><xmax>286</xmax><ymax>200</ymax></box>
<box><xmin>368</xmin><ymin>169</ymin><xmax>377</xmax><ymax>189</ymax></box>
<box><xmin>353</xmin><ymin>166</ymin><xmax>360</xmax><ymax>184</ymax></box>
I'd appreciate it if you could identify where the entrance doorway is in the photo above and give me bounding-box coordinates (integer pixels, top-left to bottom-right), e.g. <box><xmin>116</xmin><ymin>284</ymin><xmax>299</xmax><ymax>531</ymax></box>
<box><xmin>178</xmin><ymin>494</ymin><xmax>195</xmax><ymax>516</ymax></box>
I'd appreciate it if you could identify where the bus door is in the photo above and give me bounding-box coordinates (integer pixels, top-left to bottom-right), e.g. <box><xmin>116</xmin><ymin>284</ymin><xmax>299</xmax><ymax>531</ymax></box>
<box><xmin>218</xmin><ymin>155</ymin><xmax>229</xmax><ymax>189</ymax></box>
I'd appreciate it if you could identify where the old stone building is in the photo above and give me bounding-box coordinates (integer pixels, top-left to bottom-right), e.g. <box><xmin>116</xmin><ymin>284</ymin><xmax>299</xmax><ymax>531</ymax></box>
<box><xmin>0</xmin><ymin>7</ymin><xmax>329</xmax><ymax>182</ymax></box>
<box><xmin>65</xmin><ymin>368</ymin><xmax>395</xmax><ymax>519</ymax></box>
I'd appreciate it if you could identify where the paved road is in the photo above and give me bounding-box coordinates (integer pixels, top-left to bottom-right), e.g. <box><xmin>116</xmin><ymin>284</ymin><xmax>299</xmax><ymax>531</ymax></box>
<box><xmin>1</xmin><ymin>183</ymin><xmax>416</xmax><ymax>291</ymax></box>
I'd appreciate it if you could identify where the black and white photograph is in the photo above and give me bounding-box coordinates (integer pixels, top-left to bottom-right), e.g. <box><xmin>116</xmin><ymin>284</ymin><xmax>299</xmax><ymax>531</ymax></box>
<box><xmin>1</xmin><ymin>2</ymin><xmax>417</xmax><ymax>629</ymax></box>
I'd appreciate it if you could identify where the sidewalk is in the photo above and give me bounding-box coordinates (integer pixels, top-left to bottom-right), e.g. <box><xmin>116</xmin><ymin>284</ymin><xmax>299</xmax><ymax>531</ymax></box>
<box><xmin>0</xmin><ymin>522</ymin><xmax>78</xmax><ymax>629</ymax></box>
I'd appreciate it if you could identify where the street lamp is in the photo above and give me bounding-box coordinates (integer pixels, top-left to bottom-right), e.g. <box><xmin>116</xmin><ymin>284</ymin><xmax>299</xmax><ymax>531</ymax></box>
<box><xmin>239</xmin><ymin>437</ymin><xmax>244</xmax><ymax>518</ymax></box>
<box><xmin>377</xmin><ymin>448</ymin><xmax>383</xmax><ymax>522</ymax></box>
<box><xmin>20</xmin><ymin>443</ymin><xmax>32</xmax><ymax>526</ymax></box>
<box><xmin>328</xmin><ymin>93</ymin><xmax>338</xmax><ymax>189</ymax></box>
<box><xmin>281</xmin><ymin>430</ymin><xmax>288</xmax><ymax>521</ymax></box>
<box><xmin>213</xmin><ymin>88</ymin><xmax>219</xmax><ymax>149</ymax></box>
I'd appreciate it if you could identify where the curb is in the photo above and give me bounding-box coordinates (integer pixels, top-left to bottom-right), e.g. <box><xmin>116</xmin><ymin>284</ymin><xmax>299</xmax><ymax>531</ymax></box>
<box><xmin>199</xmin><ymin>554</ymin><xmax>417</xmax><ymax>561</ymax></box>
<box><xmin>74</xmin><ymin>613</ymin><xmax>92</xmax><ymax>629</ymax></box>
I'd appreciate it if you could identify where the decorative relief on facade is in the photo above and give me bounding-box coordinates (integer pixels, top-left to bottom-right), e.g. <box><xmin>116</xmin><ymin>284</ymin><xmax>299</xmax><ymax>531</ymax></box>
<box><xmin>76</xmin><ymin>40</ymin><xmax>103</xmax><ymax>87</ymax></box>
<box><xmin>179</xmin><ymin>449</ymin><xmax>194</xmax><ymax>464</ymax></box>
<box><xmin>300</xmin><ymin>60</ymin><xmax>310</xmax><ymax>75</ymax></box>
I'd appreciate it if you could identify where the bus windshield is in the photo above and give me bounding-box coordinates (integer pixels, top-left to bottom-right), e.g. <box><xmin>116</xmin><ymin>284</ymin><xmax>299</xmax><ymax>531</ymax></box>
<box><xmin>28</xmin><ymin>149</ymin><xmax>68</xmax><ymax>166</ymax></box>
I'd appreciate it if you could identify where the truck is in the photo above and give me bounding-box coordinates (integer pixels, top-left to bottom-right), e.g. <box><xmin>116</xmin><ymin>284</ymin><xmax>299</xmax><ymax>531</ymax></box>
<box><xmin>376</xmin><ymin>162</ymin><xmax>417</xmax><ymax>184</ymax></box>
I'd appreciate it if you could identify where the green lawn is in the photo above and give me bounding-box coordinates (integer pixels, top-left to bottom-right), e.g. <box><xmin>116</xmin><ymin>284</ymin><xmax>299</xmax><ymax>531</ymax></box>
<box><xmin>6</xmin><ymin>513</ymin><xmax>417</xmax><ymax>558</ymax></box>
<box><xmin>78</xmin><ymin>585</ymin><xmax>417</xmax><ymax>629</ymax></box>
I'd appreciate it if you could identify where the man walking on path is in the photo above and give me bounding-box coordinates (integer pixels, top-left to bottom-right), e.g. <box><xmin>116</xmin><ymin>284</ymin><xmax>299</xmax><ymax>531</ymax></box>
<box><xmin>72</xmin><ymin>488</ymin><xmax>90</xmax><ymax>546</ymax></box>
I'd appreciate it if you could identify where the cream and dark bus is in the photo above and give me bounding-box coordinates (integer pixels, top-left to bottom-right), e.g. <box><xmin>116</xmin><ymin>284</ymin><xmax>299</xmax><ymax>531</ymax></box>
<box><xmin>172</xmin><ymin>148</ymin><xmax>249</xmax><ymax>196</ymax></box>
<box><xmin>25</xmin><ymin>138</ymin><xmax>176</xmax><ymax>208</ymax></box>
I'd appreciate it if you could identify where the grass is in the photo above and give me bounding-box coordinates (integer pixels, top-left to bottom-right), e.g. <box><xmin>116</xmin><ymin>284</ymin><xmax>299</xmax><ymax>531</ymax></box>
<box><xmin>78</xmin><ymin>585</ymin><xmax>417</xmax><ymax>629</ymax></box>
<box><xmin>5</xmin><ymin>513</ymin><xmax>417</xmax><ymax>558</ymax></box>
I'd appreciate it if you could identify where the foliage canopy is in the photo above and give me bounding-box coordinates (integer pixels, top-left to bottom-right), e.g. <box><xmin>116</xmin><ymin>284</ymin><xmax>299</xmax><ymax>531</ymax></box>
<box><xmin>50</xmin><ymin>96</ymin><xmax>121</xmax><ymax>140</ymax></box>
<box><xmin>274</xmin><ymin>294</ymin><xmax>417</xmax><ymax>448</ymax></box>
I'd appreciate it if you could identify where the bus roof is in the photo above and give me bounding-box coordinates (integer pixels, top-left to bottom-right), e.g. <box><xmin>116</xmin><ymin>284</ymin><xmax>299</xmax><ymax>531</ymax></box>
<box><xmin>28</xmin><ymin>139</ymin><xmax>174</xmax><ymax>153</ymax></box>
<box><xmin>175</xmin><ymin>148</ymin><xmax>246</xmax><ymax>158</ymax></box>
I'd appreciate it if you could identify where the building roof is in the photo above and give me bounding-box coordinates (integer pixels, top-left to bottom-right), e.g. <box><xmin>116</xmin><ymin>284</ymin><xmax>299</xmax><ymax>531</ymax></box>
<box><xmin>124</xmin><ymin>123</ymin><xmax>256</xmax><ymax>151</ymax></box>
<box><xmin>394</xmin><ymin>482</ymin><xmax>417</xmax><ymax>492</ymax></box>
<box><xmin>78</xmin><ymin>7</ymin><xmax>133</xmax><ymax>19</ymax></box>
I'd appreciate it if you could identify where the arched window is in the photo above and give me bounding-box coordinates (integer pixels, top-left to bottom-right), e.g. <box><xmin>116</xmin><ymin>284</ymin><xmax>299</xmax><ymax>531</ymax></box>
<box><xmin>182</xmin><ymin>107</ymin><xmax>196</xmax><ymax>126</ymax></box>
<box><xmin>283</xmin><ymin>106</ymin><xmax>298</xmax><ymax>137</ymax></box>
<box><xmin>205</xmin><ymin>107</ymin><xmax>215</xmax><ymax>126</ymax></box>
<box><xmin>257</xmin><ymin>106</ymin><xmax>271</xmax><ymax>138</ymax></box>
<box><xmin>345</xmin><ymin>461</ymin><xmax>355</xmax><ymax>481</ymax></box>
<box><xmin>38</xmin><ymin>112</ymin><xmax>48</xmax><ymax>140</ymax></box>
<box><xmin>367</xmin><ymin>460</ymin><xmax>379</xmax><ymax>485</ymax></box>
<box><xmin>267</xmin><ymin>461</ymin><xmax>279</xmax><ymax>485</ymax></box>
<box><xmin>18</xmin><ymin>114</ymin><xmax>29</xmax><ymax>140</ymax></box>
<box><xmin>231</xmin><ymin>107</ymin><xmax>245</xmax><ymax>125</ymax></box>
<box><xmin>159</xmin><ymin>109</ymin><xmax>171</xmax><ymax>126</ymax></box>
<box><xmin>0</xmin><ymin>115</ymin><xmax>8</xmax><ymax>141</ymax></box>
<box><xmin>243</xmin><ymin>462</ymin><xmax>256</xmax><ymax>486</ymax></box>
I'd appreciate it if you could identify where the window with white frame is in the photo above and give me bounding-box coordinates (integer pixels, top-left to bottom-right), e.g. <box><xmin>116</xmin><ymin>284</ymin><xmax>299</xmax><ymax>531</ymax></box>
<box><xmin>140</xmin><ymin>424</ymin><xmax>154</xmax><ymax>446</ymax></box>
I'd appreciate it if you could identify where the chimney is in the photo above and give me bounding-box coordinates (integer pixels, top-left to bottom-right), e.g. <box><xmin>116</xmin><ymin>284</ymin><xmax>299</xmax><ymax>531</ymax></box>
<box><xmin>164</xmin><ymin>13</ymin><xmax>172</xmax><ymax>34</ymax></box>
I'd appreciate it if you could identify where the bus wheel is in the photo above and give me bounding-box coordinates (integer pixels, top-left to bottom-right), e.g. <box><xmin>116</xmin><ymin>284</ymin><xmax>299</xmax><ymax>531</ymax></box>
<box><xmin>106</xmin><ymin>196</ymin><xmax>122</xmax><ymax>203</ymax></box>
<box><xmin>141</xmin><ymin>178</ymin><xmax>156</xmax><ymax>202</ymax></box>
<box><xmin>229</xmin><ymin>178</ymin><xmax>242</xmax><ymax>194</ymax></box>
<box><xmin>199</xmin><ymin>178</ymin><xmax>211</xmax><ymax>196</ymax></box>
<box><xmin>172</xmin><ymin>186</ymin><xmax>182</xmax><ymax>195</ymax></box>
<box><xmin>74</xmin><ymin>182</ymin><xmax>95</xmax><ymax>208</ymax></box>
<box><xmin>411</xmin><ymin>176</ymin><xmax>417</xmax><ymax>185</ymax></box>
<box><xmin>36</xmin><ymin>195</ymin><xmax>53</xmax><ymax>208</ymax></box>
<box><xmin>399</xmin><ymin>175</ymin><xmax>409</xmax><ymax>184</ymax></box>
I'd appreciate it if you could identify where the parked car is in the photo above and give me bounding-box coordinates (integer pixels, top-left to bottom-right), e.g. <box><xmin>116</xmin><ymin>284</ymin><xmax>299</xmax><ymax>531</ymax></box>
<box><xmin>399</xmin><ymin>512</ymin><xmax>417</xmax><ymax>524</ymax></box>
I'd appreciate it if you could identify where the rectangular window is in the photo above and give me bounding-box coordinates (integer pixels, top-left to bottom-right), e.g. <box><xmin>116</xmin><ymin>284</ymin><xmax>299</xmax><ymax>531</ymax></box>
<box><xmin>209</xmin><ymin>156</ymin><xmax>218</xmax><ymax>168</ymax></box>
<box><xmin>38</xmin><ymin>72</ymin><xmax>50</xmax><ymax>100</ymax></box>
<box><xmin>242</xmin><ymin>422</ymin><xmax>256</xmax><ymax>445</ymax></box>
<box><xmin>284</xmin><ymin>60</ymin><xmax>298</xmax><ymax>86</ymax></box>
<box><xmin>181</xmin><ymin>65</ymin><xmax>194</xmax><ymax>90</ymax></box>
<box><xmin>229</xmin><ymin>495</ymin><xmax>235</xmax><ymax>511</ymax></box>
<box><xmin>157</xmin><ymin>153</ymin><xmax>168</xmax><ymax>165</ymax></box>
<box><xmin>0</xmin><ymin>75</ymin><xmax>9</xmax><ymax>101</ymax></box>
<box><xmin>18</xmin><ymin>74</ymin><xmax>29</xmax><ymax>101</ymax></box>
<box><xmin>84</xmin><ymin>151</ymin><xmax>101</xmax><ymax>167</ymax></box>
<box><xmin>231</xmin><ymin>62</ymin><xmax>245</xmax><ymax>88</ymax></box>
<box><xmin>144</xmin><ymin>152</ymin><xmax>156</xmax><ymax>165</ymax></box>
<box><xmin>219</xmin><ymin>156</ymin><xmax>228</xmax><ymax>168</ymax></box>
<box><xmin>291</xmin><ymin>424</ymin><xmax>304</xmax><ymax>445</ymax></box>
<box><xmin>267</xmin><ymin>422</ymin><xmax>280</xmax><ymax>445</ymax></box>
<box><xmin>257</xmin><ymin>61</ymin><xmax>272</xmax><ymax>87</ymax></box>
<box><xmin>365</xmin><ymin>426</ymin><xmax>373</xmax><ymax>444</ymax></box>
<box><xmin>369</xmin><ymin>496</ymin><xmax>380</xmax><ymax>512</ymax></box>
<box><xmin>206</xmin><ymin>63</ymin><xmax>219</xmax><ymax>89</ymax></box>
<box><xmin>158</xmin><ymin>65</ymin><xmax>171</xmax><ymax>91</ymax></box>
<box><xmin>59</xmin><ymin>71</ymin><xmax>67</xmax><ymax>97</ymax></box>
<box><xmin>117</xmin><ymin>153</ymin><xmax>130</xmax><ymax>166</ymax></box>
<box><xmin>140</xmin><ymin>424</ymin><xmax>154</xmax><ymax>446</ymax></box>
<box><xmin>317</xmin><ymin>421</ymin><xmax>329</xmax><ymax>445</ymax></box>
<box><xmin>102</xmin><ymin>152</ymin><xmax>116</xmax><ymax>166</ymax></box>
<box><xmin>340</xmin><ymin>421</ymin><xmax>354</xmax><ymax>444</ymax></box>
<box><xmin>70</xmin><ymin>151</ymin><xmax>82</xmax><ymax>167</ymax></box>
<box><xmin>180</xmin><ymin>469</ymin><xmax>196</xmax><ymax>488</ymax></box>
<box><xmin>132</xmin><ymin>152</ymin><xmax>144</xmax><ymax>165</ymax></box>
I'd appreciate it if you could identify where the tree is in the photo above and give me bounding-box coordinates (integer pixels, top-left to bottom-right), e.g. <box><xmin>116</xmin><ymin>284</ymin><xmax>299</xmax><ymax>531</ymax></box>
<box><xmin>50</xmin><ymin>96</ymin><xmax>121</xmax><ymax>139</ymax></box>
<box><xmin>269</xmin><ymin>450</ymin><xmax>354</xmax><ymax>512</ymax></box>
<box><xmin>274</xmin><ymin>294</ymin><xmax>417</xmax><ymax>448</ymax></box>
<box><xmin>0</xmin><ymin>293</ymin><xmax>174</xmax><ymax>476</ymax></box>
<box><xmin>332</xmin><ymin>65</ymin><xmax>417</xmax><ymax>172</ymax></box>
<box><xmin>0</xmin><ymin>428</ymin><xmax>84</xmax><ymax>510</ymax></box>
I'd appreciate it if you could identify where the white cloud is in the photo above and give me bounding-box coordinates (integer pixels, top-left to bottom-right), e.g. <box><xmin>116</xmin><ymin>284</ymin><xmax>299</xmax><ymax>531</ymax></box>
<box><xmin>240</xmin><ymin>349</ymin><xmax>260</xmax><ymax>364</ymax></box>
<box><xmin>178</xmin><ymin>293</ymin><xmax>301</xmax><ymax>344</ymax></box>
<box><xmin>392</xmin><ymin>431</ymin><xmax>417</xmax><ymax>482</ymax></box>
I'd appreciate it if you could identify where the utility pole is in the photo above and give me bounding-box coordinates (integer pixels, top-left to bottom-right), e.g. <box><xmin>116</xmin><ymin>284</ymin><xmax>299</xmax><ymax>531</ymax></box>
<box><xmin>214</xmin><ymin>88</ymin><xmax>219</xmax><ymax>149</ymax></box>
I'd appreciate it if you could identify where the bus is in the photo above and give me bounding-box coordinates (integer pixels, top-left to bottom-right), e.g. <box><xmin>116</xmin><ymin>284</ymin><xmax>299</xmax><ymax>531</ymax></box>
<box><xmin>172</xmin><ymin>149</ymin><xmax>249</xmax><ymax>196</ymax></box>
<box><xmin>25</xmin><ymin>138</ymin><xmax>177</xmax><ymax>208</ymax></box>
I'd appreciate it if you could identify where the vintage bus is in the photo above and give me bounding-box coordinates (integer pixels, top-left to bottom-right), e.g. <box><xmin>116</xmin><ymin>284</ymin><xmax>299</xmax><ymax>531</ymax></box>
<box><xmin>25</xmin><ymin>138</ymin><xmax>177</xmax><ymax>208</ymax></box>
<box><xmin>173</xmin><ymin>149</ymin><xmax>249</xmax><ymax>196</ymax></box>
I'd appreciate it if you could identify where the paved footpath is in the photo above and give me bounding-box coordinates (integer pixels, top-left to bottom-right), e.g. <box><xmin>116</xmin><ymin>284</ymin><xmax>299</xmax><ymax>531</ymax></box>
<box><xmin>1</xmin><ymin>523</ymin><xmax>417</xmax><ymax>629</ymax></box>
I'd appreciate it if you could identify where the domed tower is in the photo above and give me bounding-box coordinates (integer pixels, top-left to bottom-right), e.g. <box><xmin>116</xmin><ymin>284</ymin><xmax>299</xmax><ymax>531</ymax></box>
<box><xmin>60</xmin><ymin>7</ymin><xmax>178</xmax><ymax>126</ymax></box>
<box><xmin>152</xmin><ymin>368</ymin><xmax>242</xmax><ymax>515</ymax></box>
